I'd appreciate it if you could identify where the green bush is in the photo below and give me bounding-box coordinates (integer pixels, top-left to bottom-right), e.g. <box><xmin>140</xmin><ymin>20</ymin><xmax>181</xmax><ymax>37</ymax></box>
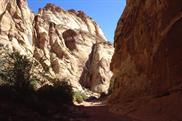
<box><xmin>37</xmin><ymin>80</ymin><xmax>75</xmax><ymax>104</ymax></box>
<box><xmin>0</xmin><ymin>51</ymin><xmax>88</xmax><ymax>104</ymax></box>
<box><xmin>0</xmin><ymin>51</ymin><xmax>37</xmax><ymax>92</ymax></box>
<box><xmin>29</xmin><ymin>78</ymin><xmax>40</xmax><ymax>90</ymax></box>
<box><xmin>53</xmin><ymin>81</ymin><xmax>74</xmax><ymax>103</ymax></box>
<box><xmin>73</xmin><ymin>91</ymin><xmax>88</xmax><ymax>103</ymax></box>
<box><xmin>40</xmin><ymin>80</ymin><xmax>88</xmax><ymax>104</ymax></box>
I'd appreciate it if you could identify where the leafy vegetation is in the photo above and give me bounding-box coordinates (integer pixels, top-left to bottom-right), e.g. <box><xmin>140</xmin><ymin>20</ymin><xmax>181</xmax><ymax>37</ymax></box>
<box><xmin>53</xmin><ymin>80</ymin><xmax>74</xmax><ymax>103</ymax></box>
<box><xmin>0</xmin><ymin>51</ymin><xmax>88</xmax><ymax>104</ymax></box>
<box><xmin>0</xmin><ymin>51</ymin><xmax>90</xmax><ymax>121</ymax></box>
<box><xmin>37</xmin><ymin>80</ymin><xmax>89</xmax><ymax>104</ymax></box>
<box><xmin>0</xmin><ymin>51</ymin><xmax>38</xmax><ymax>92</ymax></box>
<box><xmin>73</xmin><ymin>91</ymin><xmax>88</xmax><ymax>103</ymax></box>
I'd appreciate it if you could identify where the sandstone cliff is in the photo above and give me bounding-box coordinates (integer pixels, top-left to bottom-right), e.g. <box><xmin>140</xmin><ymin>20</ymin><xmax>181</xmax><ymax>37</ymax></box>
<box><xmin>0</xmin><ymin>0</ymin><xmax>114</xmax><ymax>94</ymax></box>
<box><xmin>0</xmin><ymin>0</ymin><xmax>34</xmax><ymax>54</ymax></box>
<box><xmin>109</xmin><ymin>0</ymin><xmax>182</xmax><ymax>121</ymax></box>
<box><xmin>80</xmin><ymin>42</ymin><xmax>114</xmax><ymax>93</ymax></box>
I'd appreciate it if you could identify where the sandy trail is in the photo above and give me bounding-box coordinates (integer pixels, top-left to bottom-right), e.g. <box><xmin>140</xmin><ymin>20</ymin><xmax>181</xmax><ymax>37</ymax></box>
<box><xmin>75</xmin><ymin>100</ymin><xmax>132</xmax><ymax>121</ymax></box>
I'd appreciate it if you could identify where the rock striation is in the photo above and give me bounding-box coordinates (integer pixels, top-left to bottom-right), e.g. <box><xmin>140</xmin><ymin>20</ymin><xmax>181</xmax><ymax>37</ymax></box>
<box><xmin>0</xmin><ymin>0</ymin><xmax>114</xmax><ymax>93</ymax></box>
<box><xmin>0</xmin><ymin>0</ymin><xmax>34</xmax><ymax>54</ymax></box>
<box><xmin>80</xmin><ymin>42</ymin><xmax>114</xmax><ymax>93</ymax></box>
<box><xmin>109</xmin><ymin>0</ymin><xmax>182</xmax><ymax>121</ymax></box>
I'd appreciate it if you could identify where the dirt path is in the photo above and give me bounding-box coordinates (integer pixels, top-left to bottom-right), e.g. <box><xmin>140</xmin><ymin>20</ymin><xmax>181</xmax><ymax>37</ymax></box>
<box><xmin>0</xmin><ymin>89</ymin><xmax>132</xmax><ymax>121</ymax></box>
<box><xmin>75</xmin><ymin>100</ymin><xmax>131</xmax><ymax>121</ymax></box>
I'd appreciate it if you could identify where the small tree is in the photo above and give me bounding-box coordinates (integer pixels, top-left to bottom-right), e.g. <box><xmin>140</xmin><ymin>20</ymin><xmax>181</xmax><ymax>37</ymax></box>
<box><xmin>1</xmin><ymin>51</ymin><xmax>37</xmax><ymax>92</ymax></box>
<box><xmin>53</xmin><ymin>80</ymin><xmax>74</xmax><ymax>103</ymax></box>
<box><xmin>38</xmin><ymin>80</ymin><xmax>74</xmax><ymax>104</ymax></box>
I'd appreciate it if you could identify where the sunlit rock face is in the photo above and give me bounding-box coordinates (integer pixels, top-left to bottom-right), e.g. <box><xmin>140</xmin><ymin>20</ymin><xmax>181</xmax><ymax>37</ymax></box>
<box><xmin>33</xmin><ymin>3</ymin><xmax>114</xmax><ymax>92</ymax></box>
<box><xmin>109</xmin><ymin>0</ymin><xmax>182</xmax><ymax>120</ymax></box>
<box><xmin>0</xmin><ymin>0</ymin><xmax>34</xmax><ymax>54</ymax></box>
<box><xmin>0</xmin><ymin>1</ymin><xmax>114</xmax><ymax>93</ymax></box>
<box><xmin>80</xmin><ymin>42</ymin><xmax>114</xmax><ymax>93</ymax></box>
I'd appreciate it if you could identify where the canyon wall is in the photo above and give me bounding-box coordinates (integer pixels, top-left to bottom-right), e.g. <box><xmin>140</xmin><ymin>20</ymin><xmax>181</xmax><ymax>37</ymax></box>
<box><xmin>0</xmin><ymin>0</ymin><xmax>114</xmax><ymax>93</ymax></box>
<box><xmin>80</xmin><ymin>42</ymin><xmax>114</xmax><ymax>93</ymax></box>
<box><xmin>109</xmin><ymin>0</ymin><xmax>182</xmax><ymax>121</ymax></box>
<box><xmin>0</xmin><ymin>0</ymin><xmax>34</xmax><ymax>54</ymax></box>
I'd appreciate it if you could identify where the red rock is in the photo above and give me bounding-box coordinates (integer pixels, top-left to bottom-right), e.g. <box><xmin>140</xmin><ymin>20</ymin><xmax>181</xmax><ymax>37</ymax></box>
<box><xmin>109</xmin><ymin>0</ymin><xmax>182</xmax><ymax>121</ymax></box>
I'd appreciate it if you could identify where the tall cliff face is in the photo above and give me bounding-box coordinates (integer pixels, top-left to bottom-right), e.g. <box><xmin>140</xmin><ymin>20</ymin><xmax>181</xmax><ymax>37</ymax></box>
<box><xmin>0</xmin><ymin>0</ymin><xmax>34</xmax><ymax>54</ymax></box>
<box><xmin>109</xmin><ymin>0</ymin><xmax>182</xmax><ymax>121</ymax></box>
<box><xmin>0</xmin><ymin>1</ymin><xmax>114</xmax><ymax>93</ymax></box>
<box><xmin>80</xmin><ymin>42</ymin><xmax>114</xmax><ymax>93</ymax></box>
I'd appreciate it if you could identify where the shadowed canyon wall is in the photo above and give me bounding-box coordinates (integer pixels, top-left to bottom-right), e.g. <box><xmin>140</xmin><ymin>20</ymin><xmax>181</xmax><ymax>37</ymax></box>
<box><xmin>109</xmin><ymin>0</ymin><xmax>182</xmax><ymax>121</ymax></box>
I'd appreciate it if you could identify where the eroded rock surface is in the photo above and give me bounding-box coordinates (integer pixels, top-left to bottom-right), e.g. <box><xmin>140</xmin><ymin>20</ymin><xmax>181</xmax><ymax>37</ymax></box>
<box><xmin>0</xmin><ymin>0</ymin><xmax>34</xmax><ymax>54</ymax></box>
<box><xmin>80</xmin><ymin>42</ymin><xmax>114</xmax><ymax>93</ymax></box>
<box><xmin>109</xmin><ymin>0</ymin><xmax>182</xmax><ymax>121</ymax></box>
<box><xmin>0</xmin><ymin>1</ymin><xmax>114</xmax><ymax>93</ymax></box>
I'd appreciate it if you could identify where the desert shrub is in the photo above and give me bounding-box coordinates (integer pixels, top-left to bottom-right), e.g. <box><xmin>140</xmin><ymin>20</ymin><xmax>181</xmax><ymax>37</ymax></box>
<box><xmin>81</xmin><ymin>92</ymin><xmax>88</xmax><ymax>100</ymax></box>
<box><xmin>0</xmin><ymin>51</ymin><xmax>37</xmax><ymax>93</ymax></box>
<box><xmin>73</xmin><ymin>91</ymin><xmax>83</xmax><ymax>103</ymax></box>
<box><xmin>53</xmin><ymin>81</ymin><xmax>73</xmax><ymax>103</ymax></box>
<box><xmin>73</xmin><ymin>91</ymin><xmax>88</xmax><ymax>103</ymax></box>
<box><xmin>38</xmin><ymin>80</ymin><xmax>89</xmax><ymax>104</ymax></box>
<box><xmin>38</xmin><ymin>80</ymin><xmax>74</xmax><ymax>104</ymax></box>
<box><xmin>29</xmin><ymin>78</ymin><xmax>40</xmax><ymax>90</ymax></box>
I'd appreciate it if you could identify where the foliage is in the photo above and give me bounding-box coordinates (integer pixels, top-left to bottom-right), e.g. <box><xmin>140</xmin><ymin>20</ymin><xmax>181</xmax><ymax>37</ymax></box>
<box><xmin>39</xmin><ymin>80</ymin><xmax>88</xmax><ymax>104</ymax></box>
<box><xmin>73</xmin><ymin>91</ymin><xmax>88</xmax><ymax>103</ymax></box>
<box><xmin>0</xmin><ymin>50</ymin><xmax>88</xmax><ymax>104</ymax></box>
<box><xmin>0</xmin><ymin>51</ymin><xmax>38</xmax><ymax>92</ymax></box>
<box><xmin>53</xmin><ymin>80</ymin><xmax>74</xmax><ymax>103</ymax></box>
<box><xmin>37</xmin><ymin>80</ymin><xmax>74</xmax><ymax>104</ymax></box>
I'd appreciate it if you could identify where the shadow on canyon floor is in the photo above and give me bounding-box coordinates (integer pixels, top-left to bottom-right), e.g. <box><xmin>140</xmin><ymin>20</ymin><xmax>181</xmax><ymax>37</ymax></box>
<box><xmin>0</xmin><ymin>85</ymin><xmax>132</xmax><ymax>121</ymax></box>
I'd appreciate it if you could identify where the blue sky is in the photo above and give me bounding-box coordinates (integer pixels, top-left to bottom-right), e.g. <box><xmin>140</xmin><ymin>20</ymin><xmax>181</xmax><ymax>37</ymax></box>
<box><xmin>28</xmin><ymin>0</ymin><xmax>126</xmax><ymax>42</ymax></box>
